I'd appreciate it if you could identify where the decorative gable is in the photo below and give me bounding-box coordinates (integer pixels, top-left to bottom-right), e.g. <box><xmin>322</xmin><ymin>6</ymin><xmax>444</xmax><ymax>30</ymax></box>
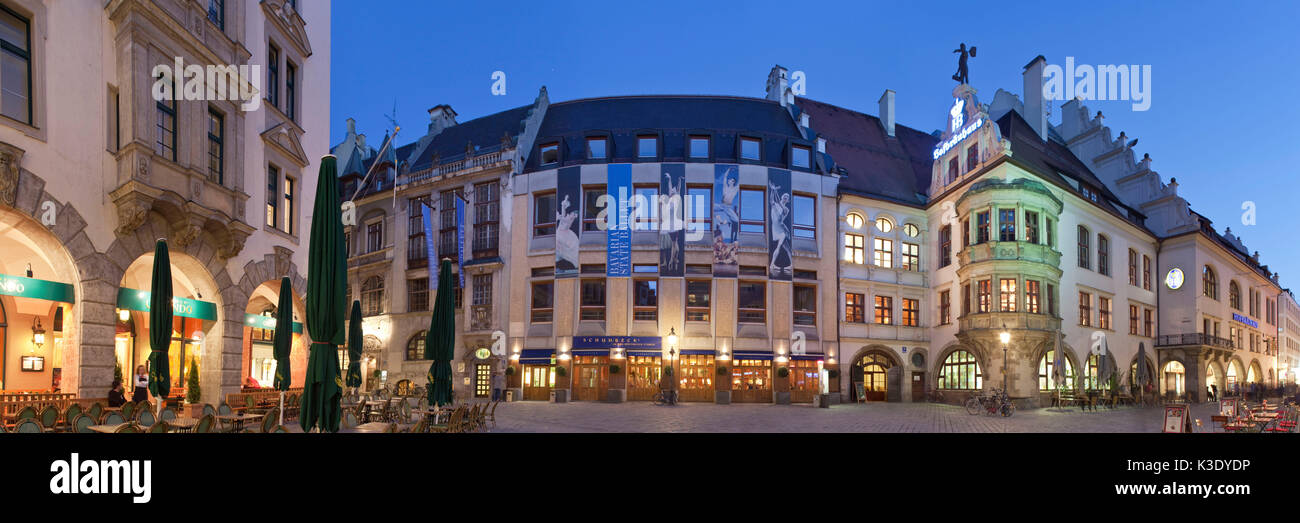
<box><xmin>262</xmin><ymin>0</ymin><xmax>312</xmax><ymax>57</ymax></box>
<box><xmin>262</xmin><ymin>122</ymin><xmax>309</xmax><ymax>168</ymax></box>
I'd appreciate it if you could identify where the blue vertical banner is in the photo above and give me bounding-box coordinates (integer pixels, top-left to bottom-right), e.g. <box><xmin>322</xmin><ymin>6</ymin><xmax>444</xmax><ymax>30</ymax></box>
<box><xmin>455</xmin><ymin>194</ymin><xmax>466</xmax><ymax>288</ymax></box>
<box><xmin>712</xmin><ymin>164</ymin><xmax>739</xmax><ymax>277</ymax></box>
<box><xmin>767</xmin><ymin>168</ymin><xmax>793</xmax><ymax>280</ymax></box>
<box><xmin>422</xmin><ymin>200</ymin><xmax>439</xmax><ymax>289</ymax></box>
<box><xmin>606</xmin><ymin>164</ymin><xmax>632</xmax><ymax>277</ymax></box>
<box><xmin>659</xmin><ymin>163</ymin><xmax>685</xmax><ymax>277</ymax></box>
<box><xmin>555</xmin><ymin>166</ymin><xmax>581</xmax><ymax>278</ymax></box>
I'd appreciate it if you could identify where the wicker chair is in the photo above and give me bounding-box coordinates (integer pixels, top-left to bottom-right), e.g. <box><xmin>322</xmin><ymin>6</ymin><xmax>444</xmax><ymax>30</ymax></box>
<box><xmin>255</xmin><ymin>408</ymin><xmax>279</xmax><ymax>433</ymax></box>
<box><xmin>64</xmin><ymin>404</ymin><xmax>83</xmax><ymax>431</ymax></box>
<box><xmin>88</xmin><ymin>402</ymin><xmax>103</xmax><ymax>422</ymax></box>
<box><xmin>268</xmin><ymin>425</ymin><xmax>290</xmax><ymax>433</ymax></box>
<box><xmin>195</xmin><ymin>414</ymin><xmax>215</xmax><ymax>433</ymax></box>
<box><xmin>73</xmin><ymin>414</ymin><xmax>95</xmax><ymax>433</ymax></box>
<box><xmin>15</xmin><ymin>405</ymin><xmax>37</xmax><ymax>422</ymax></box>
<box><xmin>15</xmin><ymin>419</ymin><xmax>43</xmax><ymax>433</ymax></box>
<box><xmin>102</xmin><ymin>412</ymin><xmax>125</xmax><ymax>425</ymax></box>
<box><xmin>487</xmin><ymin>401</ymin><xmax>499</xmax><ymax>430</ymax></box>
<box><xmin>114</xmin><ymin>424</ymin><xmax>138</xmax><ymax>433</ymax></box>
<box><xmin>38</xmin><ymin>405</ymin><xmax>59</xmax><ymax>431</ymax></box>
<box><xmin>410</xmin><ymin>418</ymin><xmax>429</xmax><ymax>433</ymax></box>
<box><xmin>148</xmin><ymin>421</ymin><xmax>169</xmax><ymax>433</ymax></box>
<box><xmin>202</xmin><ymin>404</ymin><xmax>217</xmax><ymax>418</ymax></box>
<box><xmin>159</xmin><ymin>407</ymin><xmax>178</xmax><ymax>423</ymax></box>
<box><xmin>136</xmin><ymin>408</ymin><xmax>156</xmax><ymax>428</ymax></box>
<box><xmin>120</xmin><ymin>402</ymin><xmax>135</xmax><ymax>420</ymax></box>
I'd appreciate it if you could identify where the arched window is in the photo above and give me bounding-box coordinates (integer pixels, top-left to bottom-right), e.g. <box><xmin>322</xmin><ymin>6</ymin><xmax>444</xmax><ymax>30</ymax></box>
<box><xmin>902</xmin><ymin>223</ymin><xmax>919</xmax><ymax>237</ymax></box>
<box><xmin>845</xmin><ymin>212</ymin><xmax>864</xmax><ymax>229</ymax></box>
<box><xmin>938</xmin><ymin>350</ymin><xmax>982</xmax><ymax>390</ymax></box>
<box><xmin>852</xmin><ymin>352</ymin><xmax>894</xmax><ymax>401</ymax></box>
<box><xmin>362</xmin><ymin>276</ymin><xmax>385</xmax><ymax>316</ymax></box>
<box><xmin>406</xmin><ymin>331</ymin><xmax>427</xmax><ymax>360</ymax></box>
<box><xmin>1163</xmin><ymin>361</ymin><xmax>1185</xmax><ymax>396</ymax></box>
<box><xmin>1038</xmin><ymin>350</ymin><xmax>1075</xmax><ymax>391</ymax></box>
<box><xmin>1096</xmin><ymin>235</ymin><xmax>1110</xmax><ymax>276</ymax></box>
<box><xmin>1226</xmin><ymin>362</ymin><xmax>1239</xmax><ymax>387</ymax></box>
<box><xmin>874</xmin><ymin>216</ymin><xmax>893</xmax><ymax>233</ymax></box>
<box><xmin>1203</xmin><ymin>265</ymin><xmax>1218</xmax><ymax>300</ymax></box>
<box><xmin>1081</xmin><ymin>354</ymin><xmax>1113</xmax><ymax>391</ymax></box>
<box><xmin>1229</xmin><ymin>281</ymin><xmax>1241</xmax><ymax>310</ymax></box>
<box><xmin>1077</xmin><ymin>225</ymin><xmax>1090</xmax><ymax>269</ymax></box>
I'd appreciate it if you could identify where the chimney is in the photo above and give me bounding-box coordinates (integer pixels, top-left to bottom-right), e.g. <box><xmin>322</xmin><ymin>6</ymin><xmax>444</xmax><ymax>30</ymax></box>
<box><xmin>800</xmin><ymin>112</ymin><xmax>810</xmax><ymax>129</ymax></box>
<box><xmin>878</xmin><ymin>89</ymin><xmax>896</xmax><ymax>137</ymax></box>
<box><xmin>765</xmin><ymin>65</ymin><xmax>789</xmax><ymax>106</ymax></box>
<box><xmin>346</xmin><ymin>117</ymin><xmax>356</xmax><ymax>135</ymax></box>
<box><xmin>356</xmin><ymin>133</ymin><xmax>367</xmax><ymax>152</ymax></box>
<box><xmin>1022</xmin><ymin>55</ymin><xmax>1048</xmax><ymax>141</ymax></box>
<box><xmin>428</xmin><ymin>104</ymin><xmax>459</xmax><ymax>135</ymax></box>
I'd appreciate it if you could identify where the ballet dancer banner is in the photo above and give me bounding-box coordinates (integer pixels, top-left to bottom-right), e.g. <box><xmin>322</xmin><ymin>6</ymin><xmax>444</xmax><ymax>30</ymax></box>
<box><xmin>767</xmin><ymin>168</ymin><xmax>793</xmax><ymax>281</ymax></box>
<box><xmin>659</xmin><ymin>163</ymin><xmax>685</xmax><ymax>277</ymax></box>
<box><xmin>712</xmin><ymin>164</ymin><xmax>739</xmax><ymax>277</ymax></box>
<box><xmin>555</xmin><ymin>166</ymin><xmax>581</xmax><ymax>278</ymax></box>
<box><xmin>606</xmin><ymin>164</ymin><xmax>632</xmax><ymax>277</ymax></box>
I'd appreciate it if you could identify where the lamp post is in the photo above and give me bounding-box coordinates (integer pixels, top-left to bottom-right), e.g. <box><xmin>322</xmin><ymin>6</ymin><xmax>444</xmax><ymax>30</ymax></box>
<box><xmin>667</xmin><ymin>328</ymin><xmax>678</xmax><ymax>404</ymax></box>
<box><xmin>999</xmin><ymin>324</ymin><xmax>1010</xmax><ymax>394</ymax></box>
<box><xmin>31</xmin><ymin>318</ymin><xmax>46</xmax><ymax>353</ymax></box>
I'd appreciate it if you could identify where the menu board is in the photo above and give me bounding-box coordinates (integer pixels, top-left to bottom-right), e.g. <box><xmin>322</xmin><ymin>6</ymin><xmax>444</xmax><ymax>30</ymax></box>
<box><xmin>1219</xmin><ymin>398</ymin><xmax>1238</xmax><ymax>418</ymax></box>
<box><xmin>1163</xmin><ymin>405</ymin><xmax>1191</xmax><ymax>433</ymax></box>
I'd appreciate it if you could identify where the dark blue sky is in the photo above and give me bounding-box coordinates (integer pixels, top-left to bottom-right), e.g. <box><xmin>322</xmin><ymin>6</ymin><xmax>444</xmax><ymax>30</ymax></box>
<box><xmin>332</xmin><ymin>0</ymin><xmax>1300</xmax><ymax>288</ymax></box>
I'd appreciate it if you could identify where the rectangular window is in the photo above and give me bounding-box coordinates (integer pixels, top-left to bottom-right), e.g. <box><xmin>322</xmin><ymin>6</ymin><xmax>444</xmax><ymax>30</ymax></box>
<box><xmin>845</xmin><ymin>292</ymin><xmax>865</xmax><ymax>323</ymax></box>
<box><xmin>408</xmin><ymin>278</ymin><xmax>429</xmax><ymax>312</ymax></box>
<box><xmin>155</xmin><ymin>72</ymin><xmax>177</xmax><ymax>161</ymax></box>
<box><xmin>687</xmin><ymin>186</ymin><xmax>711</xmax><ymax>238</ymax></box>
<box><xmin>1097</xmin><ymin>235</ymin><xmax>1110</xmax><ymax>276</ymax></box>
<box><xmin>266</xmin><ymin>166</ymin><xmax>278</xmax><ymax>228</ymax></box>
<box><xmin>439</xmin><ymin>190</ymin><xmax>458</xmax><ymax>258</ymax></box>
<box><xmin>873</xmin><ymin>238</ymin><xmax>893</xmax><ymax>268</ymax></box>
<box><xmin>939</xmin><ymin>225</ymin><xmax>952</xmax><ymax>268</ymax></box>
<box><xmin>739</xmin><ymin>188</ymin><xmax>764</xmax><ymax>233</ymax></box>
<box><xmin>998</xmin><ymin>209</ymin><xmax>1016</xmax><ymax>242</ymax></box>
<box><xmin>630</xmin><ymin>186</ymin><xmax>658</xmax><ymax>230</ymax></box>
<box><xmin>962</xmin><ymin>283</ymin><xmax>971</xmax><ymax>316</ymax></box>
<box><xmin>962</xmin><ymin>218</ymin><xmax>970</xmax><ymax>247</ymax></box>
<box><xmin>1045</xmin><ymin>218</ymin><xmax>1054</xmax><ymax>247</ymax></box>
<box><xmin>267</xmin><ymin>44</ymin><xmax>279</xmax><ymax>108</ymax></box>
<box><xmin>740</xmin><ymin>137</ymin><xmax>761</xmax><ymax>161</ymax></box>
<box><xmin>472</xmin><ymin>274</ymin><xmax>492</xmax><ymax>306</ymax></box>
<box><xmin>689</xmin><ymin>136</ymin><xmax>709</xmax><ymax>159</ymax></box>
<box><xmin>977</xmin><ymin>280</ymin><xmax>990</xmax><ymax>313</ymax></box>
<box><xmin>844</xmin><ymin>233</ymin><xmax>865</xmax><ymax>264</ymax></box>
<box><xmin>582</xmin><ymin>185</ymin><xmax>605</xmax><ymax>232</ymax></box>
<box><xmin>874</xmin><ymin>295</ymin><xmax>893</xmax><ymax>325</ymax></box>
<box><xmin>793</xmin><ymin>284</ymin><xmax>817</xmax><ymax>326</ymax></box>
<box><xmin>901</xmin><ymin>242</ymin><xmax>919</xmax><ymax>271</ymax></box>
<box><xmin>1144</xmin><ymin>308</ymin><xmax>1154</xmax><ymax>337</ymax></box>
<box><xmin>976</xmin><ymin>211</ymin><xmax>990</xmax><ymax>243</ymax></box>
<box><xmin>1079</xmin><ymin>292</ymin><xmax>1092</xmax><ymax>327</ymax></box>
<box><xmin>533</xmin><ymin>192</ymin><xmax>556</xmax><ymax>236</ymax></box>
<box><xmin>686</xmin><ymin>280</ymin><xmax>711</xmax><ymax>322</ymax></box>
<box><xmin>473</xmin><ymin>181</ymin><xmax>500</xmax><ymax>256</ymax></box>
<box><xmin>0</xmin><ymin>7</ymin><xmax>31</xmax><ymax>124</ymax></box>
<box><xmin>1047</xmin><ymin>283</ymin><xmax>1056</xmax><ymax>316</ymax></box>
<box><xmin>282</xmin><ymin>176</ymin><xmax>294</xmax><ymax>234</ymax></box>
<box><xmin>1128</xmin><ymin>249</ymin><xmax>1139</xmax><ymax>286</ymax></box>
<box><xmin>902</xmin><ymin>298</ymin><xmax>919</xmax><ymax>327</ymax></box>
<box><xmin>966</xmin><ymin>144</ymin><xmax>979</xmax><ymax>173</ymax></box>
<box><xmin>1077</xmin><ymin>226</ymin><xmax>1090</xmax><ymax>269</ymax></box>
<box><xmin>531</xmin><ymin>282</ymin><xmax>553</xmax><ymax>323</ymax></box>
<box><xmin>285</xmin><ymin>61</ymin><xmax>297</xmax><ymax>121</ymax></box>
<box><xmin>207</xmin><ymin>0</ymin><xmax>224</xmax><ymax>30</ymax></box>
<box><xmin>586</xmin><ymin>137</ymin><xmax>607</xmax><ymax>160</ymax></box>
<box><xmin>1025</xmin><ymin>211</ymin><xmax>1039</xmax><ymax>244</ymax></box>
<box><xmin>206</xmin><ymin>108</ymin><xmax>223</xmax><ymax>184</ymax></box>
<box><xmin>580</xmin><ymin>279</ymin><xmax>605</xmax><ymax>321</ymax></box>
<box><xmin>1129</xmin><ymin>304</ymin><xmax>1139</xmax><ymax>335</ymax></box>
<box><xmin>1142</xmin><ymin>255</ymin><xmax>1151</xmax><ymax>290</ymax></box>
<box><xmin>784</xmin><ymin>193</ymin><xmax>815</xmax><ymax>239</ymax></box>
<box><xmin>792</xmin><ymin>145</ymin><xmax>811</xmax><ymax>168</ymax></box>
<box><xmin>1026</xmin><ymin>280</ymin><xmax>1040</xmax><ymax>314</ymax></box>
<box><xmin>540</xmin><ymin>142</ymin><xmax>558</xmax><ymax>165</ymax></box>
<box><xmin>108</xmin><ymin>87</ymin><xmax>120</xmax><ymax>152</ymax></box>
<box><xmin>366</xmin><ymin>221</ymin><xmax>382</xmax><ymax>253</ymax></box>
<box><xmin>637</xmin><ymin>136</ymin><xmax>657</xmax><ymax>158</ymax></box>
<box><xmin>939</xmin><ymin>290</ymin><xmax>951</xmax><ymax>325</ymax></box>
<box><xmin>947</xmin><ymin>157</ymin><xmax>959</xmax><ymax>185</ymax></box>
<box><xmin>1099</xmin><ymin>296</ymin><xmax>1112</xmax><ymax>330</ymax></box>
<box><xmin>999</xmin><ymin>278</ymin><xmax>1017</xmax><ymax>312</ymax></box>
<box><xmin>634</xmin><ymin>279</ymin><xmax>658</xmax><ymax>321</ymax></box>
<box><xmin>738</xmin><ymin>281</ymin><xmax>765</xmax><ymax>324</ymax></box>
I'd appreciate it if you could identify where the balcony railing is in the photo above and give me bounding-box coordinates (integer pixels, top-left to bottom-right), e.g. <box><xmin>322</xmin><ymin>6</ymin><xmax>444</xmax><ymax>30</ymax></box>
<box><xmin>397</xmin><ymin>147</ymin><xmax>510</xmax><ymax>187</ymax></box>
<box><xmin>1155</xmin><ymin>333</ymin><xmax>1235</xmax><ymax>350</ymax></box>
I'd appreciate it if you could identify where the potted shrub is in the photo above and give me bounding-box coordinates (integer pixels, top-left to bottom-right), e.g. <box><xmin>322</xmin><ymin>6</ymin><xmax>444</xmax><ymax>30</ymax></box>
<box><xmin>184</xmin><ymin>360</ymin><xmax>203</xmax><ymax>417</ymax></box>
<box><xmin>555</xmin><ymin>365</ymin><xmax>567</xmax><ymax>377</ymax></box>
<box><xmin>828</xmin><ymin>369</ymin><xmax>840</xmax><ymax>379</ymax></box>
<box><xmin>609</xmin><ymin>364</ymin><xmax>621</xmax><ymax>374</ymax></box>
<box><xmin>716</xmin><ymin>366</ymin><xmax>729</xmax><ymax>376</ymax></box>
<box><xmin>505</xmin><ymin>366</ymin><xmax>516</xmax><ymax>376</ymax></box>
<box><xmin>776</xmin><ymin>366</ymin><xmax>790</xmax><ymax>379</ymax></box>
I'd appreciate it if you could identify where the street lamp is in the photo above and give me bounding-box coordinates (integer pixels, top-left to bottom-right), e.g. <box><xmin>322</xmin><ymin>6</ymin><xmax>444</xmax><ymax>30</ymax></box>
<box><xmin>667</xmin><ymin>328</ymin><xmax>678</xmax><ymax>403</ymax></box>
<box><xmin>999</xmin><ymin>323</ymin><xmax>1010</xmax><ymax>393</ymax></box>
<box><xmin>31</xmin><ymin>318</ymin><xmax>46</xmax><ymax>352</ymax></box>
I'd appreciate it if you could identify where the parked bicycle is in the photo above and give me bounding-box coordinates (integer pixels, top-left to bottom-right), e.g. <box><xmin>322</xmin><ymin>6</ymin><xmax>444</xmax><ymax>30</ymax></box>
<box><xmin>964</xmin><ymin>387</ymin><xmax>1015</xmax><ymax>417</ymax></box>
<box><xmin>925</xmin><ymin>388</ymin><xmax>945</xmax><ymax>403</ymax></box>
<box><xmin>652</xmin><ymin>389</ymin><xmax>678</xmax><ymax>406</ymax></box>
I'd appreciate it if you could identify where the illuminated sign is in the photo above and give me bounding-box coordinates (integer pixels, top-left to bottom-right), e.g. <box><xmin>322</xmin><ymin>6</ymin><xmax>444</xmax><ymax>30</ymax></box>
<box><xmin>1232</xmin><ymin>313</ymin><xmax>1259</xmax><ymax>329</ymax></box>
<box><xmin>0</xmin><ymin>273</ymin><xmax>75</xmax><ymax>303</ymax></box>
<box><xmin>1165</xmin><ymin>268</ymin><xmax>1185</xmax><ymax>290</ymax></box>
<box><xmin>242</xmin><ymin>313</ymin><xmax>303</xmax><ymax>334</ymax></box>
<box><xmin>932</xmin><ymin>117</ymin><xmax>984</xmax><ymax>160</ymax></box>
<box><xmin>950</xmin><ymin>98</ymin><xmax>965</xmax><ymax>132</ymax></box>
<box><xmin>116</xmin><ymin>287</ymin><xmax>217</xmax><ymax>321</ymax></box>
<box><xmin>572</xmin><ymin>336</ymin><xmax>661</xmax><ymax>350</ymax></box>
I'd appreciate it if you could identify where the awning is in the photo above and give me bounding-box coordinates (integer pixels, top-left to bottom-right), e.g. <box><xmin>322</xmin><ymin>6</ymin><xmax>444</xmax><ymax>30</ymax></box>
<box><xmin>791</xmin><ymin>354</ymin><xmax>826</xmax><ymax>361</ymax></box>
<box><xmin>626</xmin><ymin>350</ymin><xmax>662</xmax><ymax>358</ymax></box>
<box><xmin>116</xmin><ymin>287</ymin><xmax>217</xmax><ymax>321</ymax></box>
<box><xmin>519</xmin><ymin>349</ymin><xmax>554</xmax><ymax>365</ymax></box>
<box><xmin>573</xmin><ymin>335</ymin><xmax>661</xmax><ymax>350</ymax></box>
<box><xmin>732</xmin><ymin>351</ymin><xmax>774</xmax><ymax>361</ymax></box>
<box><xmin>680</xmin><ymin>349</ymin><xmax>715</xmax><ymax>356</ymax></box>
<box><xmin>0</xmin><ymin>273</ymin><xmax>74</xmax><ymax>303</ymax></box>
<box><xmin>243</xmin><ymin>313</ymin><xmax>304</xmax><ymax>334</ymax></box>
<box><xmin>571</xmin><ymin>348</ymin><xmax>609</xmax><ymax>356</ymax></box>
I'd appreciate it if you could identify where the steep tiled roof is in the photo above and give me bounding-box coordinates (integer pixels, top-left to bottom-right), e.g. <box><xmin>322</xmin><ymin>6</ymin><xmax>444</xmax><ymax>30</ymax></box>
<box><xmin>406</xmin><ymin>104</ymin><xmax>533</xmax><ymax>173</ymax></box>
<box><xmin>795</xmin><ymin>97</ymin><xmax>936</xmax><ymax>206</ymax></box>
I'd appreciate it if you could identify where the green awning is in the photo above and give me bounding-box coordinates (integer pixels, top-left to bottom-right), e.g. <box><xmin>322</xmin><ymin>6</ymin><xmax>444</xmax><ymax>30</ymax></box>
<box><xmin>0</xmin><ymin>273</ymin><xmax>74</xmax><ymax>303</ymax></box>
<box><xmin>244</xmin><ymin>313</ymin><xmax>303</xmax><ymax>333</ymax></box>
<box><xmin>116</xmin><ymin>287</ymin><xmax>217</xmax><ymax>321</ymax></box>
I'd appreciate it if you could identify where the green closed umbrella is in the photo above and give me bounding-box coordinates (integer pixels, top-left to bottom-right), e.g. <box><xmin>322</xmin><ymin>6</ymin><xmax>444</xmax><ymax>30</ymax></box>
<box><xmin>273</xmin><ymin>276</ymin><xmax>293</xmax><ymax>426</ymax></box>
<box><xmin>147</xmin><ymin>240</ymin><xmax>173</xmax><ymax>418</ymax></box>
<box><xmin>346</xmin><ymin>300</ymin><xmax>363</xmax><ymax>389</ymax></box>
<box><xmin>301</xmin><ymin>155</ymin><xmax>347</xmax><ymax>433</ymax></box>
<box><xmin>426</xmin><ymin>259</ymin><xmax>455</xmax><ymax>407</ymax></box>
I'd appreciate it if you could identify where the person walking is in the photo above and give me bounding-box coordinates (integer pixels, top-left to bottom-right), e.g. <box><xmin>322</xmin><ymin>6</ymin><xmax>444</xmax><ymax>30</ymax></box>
<box><xmin>1209</xmin><ymin>383</ymin><xmax>1218</xmax><ymax>402</ymax></box>
<box><xmin>491</xmin><ymin>370</ymin><xmax>503</xmax><ymax>401</ymax></box>
<box><xmin>132</xmin><ymin>365</ymin><xmax>150</xmax><ymax>403</ymax></box>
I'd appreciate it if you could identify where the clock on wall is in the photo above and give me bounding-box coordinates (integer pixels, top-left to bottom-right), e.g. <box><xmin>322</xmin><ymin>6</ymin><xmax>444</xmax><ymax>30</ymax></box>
<box><xmin>1165</xmin><ymin>268</ymin><xmax>1185</xmax><ymax>290</ymax></box>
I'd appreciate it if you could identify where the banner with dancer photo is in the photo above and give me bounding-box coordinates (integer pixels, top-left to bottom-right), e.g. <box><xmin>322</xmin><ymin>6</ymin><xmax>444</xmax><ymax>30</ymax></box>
<box><xmin>455</xmin><ymin>194</ymin><xmax>466</xmax><ymax>287</ymax></box>
<box><xmin>555</xmin><ymin>166</ymin><xmax>581</xmax><ymax>278</ymax></box>
<box><xmin>659</xmin><ymin>164</ymin><xmax>685</xmax><ymax>277</ymax></box>
<box><xmin>422</xmin><ymin>200</ymin><xmax>439</xmax><ymax>289</ymax></box>
<box><xmin>712</xmin><ymin>164</ymin><xmax>739</xmax><ymax>277</ymax></box>
<box><xmin>606</xmin><ymin>164</ymin><xmax>632</xmax><ymax>277</ymax></box>
<box><xmin>767</xmin><ymin>168</ymin><xmax>793</xmax><ymax>280</ymax></box>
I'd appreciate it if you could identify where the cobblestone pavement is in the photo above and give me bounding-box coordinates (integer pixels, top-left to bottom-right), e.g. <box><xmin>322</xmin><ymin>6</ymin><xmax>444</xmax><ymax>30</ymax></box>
<box><xmin>491</xmin><ymin>400</ymin><xmax>1233</xmax><ymax>433</ymax></box>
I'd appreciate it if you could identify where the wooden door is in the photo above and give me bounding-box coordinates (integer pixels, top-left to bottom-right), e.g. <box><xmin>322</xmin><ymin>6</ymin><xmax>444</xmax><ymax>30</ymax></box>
<box><xmin>627</xmin><ymin>356</ymin><xmax>662</xmax><ymax>401</ymax></box>
<box><xmin>731</xmin><ymin>359</ymin><xmax>772</xmax><ymax>403</ymax></box>
<box><xmin>677</xmin><ymin>354</ymin><xmax>715</xmax><ymax>402</ymax></box>
<box><xmin>572</xmin><ymin>356</ymin><xmax>608</xmax><ymax>401</ymax></box>
<box><xmin>522</xmin><ymin>365</ymin><xmax>553</xmax><ymax>401</ymax></box>
<box><xmin>911</xmin><ymin>372</ymin><xmax>925</xmax><ymax>402</ymax></box>
<box><xmin>789</xmin><ymin>360</ymin><xmax>820</xmax><ymax>403</ymax></box>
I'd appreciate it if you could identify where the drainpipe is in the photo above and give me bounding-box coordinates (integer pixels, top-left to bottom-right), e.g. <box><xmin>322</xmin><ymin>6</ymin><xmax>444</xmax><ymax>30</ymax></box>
<box><xmin>836</xmin><ymin>194</ymin><xmax>844</xmax><ymax>402</ymax></box>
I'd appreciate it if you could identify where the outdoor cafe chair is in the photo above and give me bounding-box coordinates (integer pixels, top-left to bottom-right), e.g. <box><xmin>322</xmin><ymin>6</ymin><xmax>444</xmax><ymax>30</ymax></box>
<box><xmin>121</xmin><ymin>401</ymin><xmax>135</xmax><ymax>420</ymax></box>
<box><xmin>0</xmin><ymin>422</ymin><xmax>6</xmax><ymax>433</ymax></box>
<box><xmin>136</xmin><ymin>408</ymin><xmax>156</xmax><ymax>428</ymax></box>
<box><xmin>148</xmin><ymin>421</ymin><xmax>169</xmax><ymax>434</ymax></box>
<box><xmin>15</xmin><ymin>419</ymin><xmax>43</xmax><ymax>433</ymax></box>
<box><xmin>16</xmin><ymin>405</ymin><xmax>36</xmax><ymax>421</ymax></box>
<box><xmin>87</xmin><ymin>402</ymin><xmax>103</xmax><ymax>422</ymax></box>
<box><xmin>217</xmin><ymin>403</ymin><xmax>233</xmax><ymax>416</ymax></box>
<box><xmin>342</xmin><ymin>410</ymin><xmax>359</xmax><ymax>429</ymax></box>
<box><xmin>64</xmin><ymin>404</ymin><xmax>83</xmax><ymax>427</ymax></box>
<box><xmin>159</xmin><ymin>407</ymin><xmax>177</xmax><ymax>423</ymax></box>
<box><xmin>202</xmin><ymin>404</ymin><xmax>216</xmax><ymax>418</ymax></box>
<box><xmin>268</xmin><ymin>425</ymin><xmax>290</xmax><ymax>433</ymax></box>
<box><xmin>73</xmin><ymin>414</ymin><xmax>95</xmax><ymax>433</ymax></box>
<box><xmin>410</xmin><ymin>418</ymin><xmax>429</xmax><ymax>433</ymax></box>
<box><xmin>39</xmin><ymin>405</ymin><xmax>59</xmax><ymax>430</ymax></box>
<box><xmin>254</xmin><ymin>408</ymin><xmax>279</xmax><ymax>433</ymax></box>
<box><xmin>195</xmin><ymin>414</ymin><xmax>215</xmax><ymax>433</ymax></box>
<box><xmin>114</xmin><ymin>424</ymin><xmax>138</xmax><ymax>434</ymax></box>
<box><xmin>487</xmin><ymin>401</ymin><xmax>499</xmax><ymax>429</ymax></box>
<box><xmin>102</xmin><ymin>411</ymin><xmax>125</xmax><ymax>425</ymax></box>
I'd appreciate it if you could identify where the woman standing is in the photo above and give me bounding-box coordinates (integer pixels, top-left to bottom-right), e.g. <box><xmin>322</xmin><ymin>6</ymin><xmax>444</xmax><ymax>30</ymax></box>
<box><xmin>132</xmin><ymin>365</ymin><xmax>149</xmax><ymax>403</ymax></box>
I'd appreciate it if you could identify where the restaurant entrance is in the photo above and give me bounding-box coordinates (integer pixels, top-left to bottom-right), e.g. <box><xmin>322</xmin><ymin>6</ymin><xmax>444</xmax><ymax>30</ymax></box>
<box><xmin>627</xmin><ymin>355</ymin><xmax>661</xmax><ymax>400</ymax></box>
<box><xmin>788</xmin><ymin>359</ymin><xmax>821</xmax><ymax>403</ymax></box>
<box><xmin>731</xmin><ymin>358</ymin><xmax>772</xmax><ymax>403</ymax></box>
<box><xmin>522</xmin><ymin>364</ymin><xmax>554</xmax><ymax>401</ymax></box>
<box><xmin>852</xmin><ymin>351</ymin><xmax>893</xmax><ymax>402</ymax></box>
<box><xmin>677</xmin><ymin>353</ymin><xmax>714</xmax><ymax>402</ymax></box>
<box><xmin>571</xmin><ymin>355</ymin><xmax>608</xmax><ymax>401</ymax></box>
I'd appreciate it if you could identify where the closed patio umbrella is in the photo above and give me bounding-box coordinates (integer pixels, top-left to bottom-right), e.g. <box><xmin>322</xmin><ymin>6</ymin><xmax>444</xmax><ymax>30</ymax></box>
<box><xmin>1136</xmin><ymin>342</ymin><xmax>1151</xmax><ymax>403</ymax></box>
<box><xmin>273</xmin><ymin>276</ymin><xmax>293</xmax><ymax>426</ymax></box>
<box><xmin>426</xmin><ymin>259</ymin><xmax>455</xmax><ymax>407</ymax></box>
<box><xmin>301</xmin><ymin>155</ymin><xmax>347</xmax><ymax>433</ymax></box>
<box><xmin>147</xmin><ymin>240</ymin><xmax>173</xmax><ymax>418</ymax></box>
<box><xmin>346</xmin><ymin>300</ymin><xmax>363</xmax><ymax>390</ymax></box>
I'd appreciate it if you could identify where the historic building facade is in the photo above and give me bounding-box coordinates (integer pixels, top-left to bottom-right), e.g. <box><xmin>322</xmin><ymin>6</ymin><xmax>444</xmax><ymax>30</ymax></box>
<box><xmin>0</xmin><ymin>0</ymin><xmax>329</xmax><ymax>404</ymax></box>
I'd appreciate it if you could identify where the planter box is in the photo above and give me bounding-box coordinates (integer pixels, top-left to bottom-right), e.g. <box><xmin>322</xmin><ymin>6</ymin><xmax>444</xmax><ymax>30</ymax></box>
<box><xmin>715</xmin><ymin>390</ymin><xmax>731</xmax><ymax>405</ymax></box>
<box><xmin>828</xmin><ymin>392</ymin><xmax>842</xmax><ymax>405</ymax></box>
<box><xmin>605</xmin><ymin>389</ymin><xmax>626</xmax><ymax>403</ymax></box>
<box><xmin>775</xmin><ymin>391</ymin><xmax>791</xmax><ymax>405</ymax></box>
<box><xmin>184</xmin><ymin>403</ymin><xmax>205</xmax><ymax>418</ymax></box>
<box><xmin>553</xmin><ymin>389</ymin><xmax>568</xmax><ymax>403</ymax></box>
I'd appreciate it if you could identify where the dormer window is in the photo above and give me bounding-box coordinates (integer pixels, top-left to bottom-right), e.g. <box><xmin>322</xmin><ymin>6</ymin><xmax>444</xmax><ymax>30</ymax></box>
<box><xmin>791</xmin><ymin>144</ymin><xmax>811</xmax><ymax>169</ymax></box>
<box><xmin>540</xmin><ymin>142</ymin><xmax>558</xmax><ymax>165</ymax></box>
<box><xmin>689</xmin><ymin>136</ymin><xmax>709</xmax><ymax>159</ymax></box>
<box><xmin>586</xmin><ymin>137</ymin><xmax>607</xmax><ymax>160</ymax></box>
<box><xmin>740</xmin><ymin>137</ymin><xmax>761</xmax><ymax>161</ymax></box>
<box><xmin>637</xmin><ymin>136</ymin><xmax>657</xmax><ymax>158</ymax></box>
